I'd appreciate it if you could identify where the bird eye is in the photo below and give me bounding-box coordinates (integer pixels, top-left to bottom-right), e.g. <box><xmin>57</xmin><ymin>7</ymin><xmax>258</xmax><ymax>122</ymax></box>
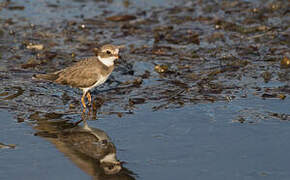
<box><xmin>106</xmin><ymin>50</ymin><xmax>111</xmax><ymax>54</ymax></box>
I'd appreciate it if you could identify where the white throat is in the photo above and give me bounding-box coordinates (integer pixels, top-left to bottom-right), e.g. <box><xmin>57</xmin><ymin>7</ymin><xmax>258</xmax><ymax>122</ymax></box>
<box><xmin>98</xmin><ymin>56</ymin><xmax>115</xmax><ymax>67</ymax></box>
<box><xmin>100</xmin><ymin>153</ymin><xmax>117</xmax><ymax>163</ymax></box>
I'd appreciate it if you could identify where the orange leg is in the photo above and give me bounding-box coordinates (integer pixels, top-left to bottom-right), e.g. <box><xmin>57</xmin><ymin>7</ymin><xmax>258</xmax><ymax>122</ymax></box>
<box><xmin>81</xmin><ymin>93</ymin><xmax>86</xmax><ymax>109</ymax></box>
<box><xmin>86</xmin><ymin>91</ymin><xmax>92</xmax><ymax>106</ymax></box>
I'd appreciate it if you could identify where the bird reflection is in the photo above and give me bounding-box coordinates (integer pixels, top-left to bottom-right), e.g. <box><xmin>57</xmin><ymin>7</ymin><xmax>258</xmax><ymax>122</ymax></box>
<box><xmin>35</xmin><ymin>111</ymin><xmax>135</xmax><ymax>180</ymax></box>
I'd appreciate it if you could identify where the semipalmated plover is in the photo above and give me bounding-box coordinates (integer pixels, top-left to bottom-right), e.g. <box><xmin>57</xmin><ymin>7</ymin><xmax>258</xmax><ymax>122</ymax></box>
<box><xmin>34</xmin><ymin>44</ymin><xmax>123</xmax><ymax>109</ymax></box>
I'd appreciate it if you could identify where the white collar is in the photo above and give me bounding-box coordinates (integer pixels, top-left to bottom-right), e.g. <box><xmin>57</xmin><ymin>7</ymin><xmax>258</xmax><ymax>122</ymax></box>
<box><xmin>98</xmin><ymin>56</ymin><xmax>115</xmax><ymax>67</ymax></box>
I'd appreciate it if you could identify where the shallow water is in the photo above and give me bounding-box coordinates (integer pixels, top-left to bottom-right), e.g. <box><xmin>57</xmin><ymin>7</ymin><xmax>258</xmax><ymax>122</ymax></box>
<box><xmin>1</xmin><ymin>97</ymin><xmax>290</xmax><ymax>179</ymax></box>
<box><xmin>1</xmin><ymin>0</ymin><xmax>290</xmax><ymax>179</ymax></box>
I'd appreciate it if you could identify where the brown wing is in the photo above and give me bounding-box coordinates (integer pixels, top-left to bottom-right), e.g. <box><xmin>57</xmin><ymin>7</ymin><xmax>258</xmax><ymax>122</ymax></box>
<box><xmin>33</xmin><ymin>73</ymin><xmax>59</xmax><ymax>81</ymax></box>
<box><xmin>54</xmin><ymin>57</ymin><xmax>106</xmax><ymax>88</ymax></box>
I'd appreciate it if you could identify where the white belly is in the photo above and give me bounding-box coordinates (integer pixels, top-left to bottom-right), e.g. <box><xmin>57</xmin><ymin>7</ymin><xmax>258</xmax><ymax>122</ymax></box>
<box><xmin>81</xmin><ymin>75</ymin><xmax>109</xmax><ymax>93</ymax></box>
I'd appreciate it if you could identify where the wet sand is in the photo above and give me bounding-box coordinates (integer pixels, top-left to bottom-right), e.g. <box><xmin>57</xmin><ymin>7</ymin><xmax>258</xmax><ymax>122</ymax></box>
<box><xmin>0</xmin><ymin>0</ymin><xmax>290</xmax><ymax>179</ymax></box>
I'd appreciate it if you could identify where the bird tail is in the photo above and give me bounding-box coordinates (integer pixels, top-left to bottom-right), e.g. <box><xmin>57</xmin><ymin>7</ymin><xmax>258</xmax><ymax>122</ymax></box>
<box><xmin>33</xmin><ymin>73</ymin><xmax>59</xmax><ymax>81</ymax></box>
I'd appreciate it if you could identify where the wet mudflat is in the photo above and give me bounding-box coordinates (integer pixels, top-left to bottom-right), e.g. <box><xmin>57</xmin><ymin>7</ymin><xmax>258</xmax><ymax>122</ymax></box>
<box><xmin>0</xmin><ymin>0</ymin><xmax>290</xmax><ymax>179</ymax></box>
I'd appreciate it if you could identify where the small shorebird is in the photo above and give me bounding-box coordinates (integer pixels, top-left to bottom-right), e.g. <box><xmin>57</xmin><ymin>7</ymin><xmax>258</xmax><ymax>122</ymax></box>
<box><xmin>34</xmin><ymin>44</ymin><xmax>123</xmax><ymax>109</ymax></box>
